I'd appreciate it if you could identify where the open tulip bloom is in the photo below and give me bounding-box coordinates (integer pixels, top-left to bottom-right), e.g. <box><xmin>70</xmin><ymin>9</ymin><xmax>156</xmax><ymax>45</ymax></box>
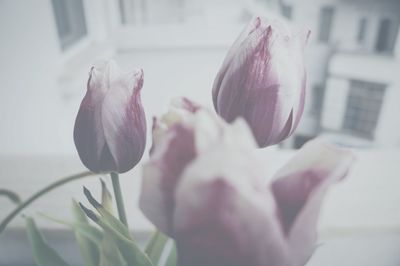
<box><xmin>140</xmin><ymin>99</ymin><xmax>355</xmax><ymax>266</ymax></box>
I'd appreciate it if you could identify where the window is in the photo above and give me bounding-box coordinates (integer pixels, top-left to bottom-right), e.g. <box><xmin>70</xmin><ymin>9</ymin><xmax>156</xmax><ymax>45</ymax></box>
<box><xmin>318</xmin><ymin>6</ymin><xmax>335</xmax><ymax>43</ymax></box>
<box><xmin>342</xmin><ymin>81</ymin><xmax>386</xmax><ymax>139</ymax></box>
<box><xmin>357</xmin><ymin>17</ymin><xmax>367</xmax><ymax>43</ymax></box>
<box><xmin>51</xmin><ymin>0</ymin><xmax>87</xmax><ymax>50</ymax></box>
<box><xmin>375</xmin><ymin>18</ymin><xmax>399</xmax><ymax>53</ymax></box>
<box><xmin>281</xmin><ymin>4</ymin><xmax>293</xmax><ymax>20</ymax></box>
<box><xmin>294</xmin><ymin>135</ymin><xmax>314</xmax><ymax>149</ymax></box>
<box><xmin>311</xmin><ymin>84</ymin><xmax>324</xmax><ymax>117</ymax></box>
<box><xmin>119</xmin><ymin>0</ymin><xmax>127</xmax><ymax>24</ymax></box>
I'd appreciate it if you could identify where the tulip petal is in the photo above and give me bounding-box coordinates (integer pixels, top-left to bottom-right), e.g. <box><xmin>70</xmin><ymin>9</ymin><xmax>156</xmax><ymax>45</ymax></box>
<box><xmin>212</xmin><ymin>16</ymin><xmax>262</xmax><ymax>110</ymax></box>
<box><xmin>101</xmin><ymin>68</ymin><xmax>146</xmax><ymax>173</ymax></box>
<box><xmin>140</xmin><ymin>124</ymin><xmax>196</xmax><ymax>235</ymax></box>
<box><xmin>271</xmin><ymin>140</ymin><xmax>355</xmax><ymax>265</ymax></box>
<box><xmin>174</xmin><ymin>146</ymin><xmax>288</xmax><ymax>266</ymax></box>
<box><xmin>74</xmin><ymin>65</ymin><xmax>115</xmax><ymax>172</ymax></box>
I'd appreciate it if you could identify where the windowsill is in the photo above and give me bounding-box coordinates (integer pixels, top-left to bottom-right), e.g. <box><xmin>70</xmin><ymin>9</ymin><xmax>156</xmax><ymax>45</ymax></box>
<box><xmin>1</xmin><ymin>149</ymin><xmax>399</xmax><ymax>231</ymax></box>
<box><xmin>1</xmin><ymin>151</ymin><xmax>400</xmax><ymax>265</ymax></box>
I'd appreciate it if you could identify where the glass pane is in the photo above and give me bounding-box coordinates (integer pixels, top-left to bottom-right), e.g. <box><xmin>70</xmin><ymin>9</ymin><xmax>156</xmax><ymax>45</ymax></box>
<box><xmin>51</xmin><ymin>0</ymin><xmax>87</xmax><ymax>50</ymax></box>
<box><xmin>375</xmin><ymin>18</ymin><xmax>392</xmax><ymax>52</ymax></box>
<box><xmin>342</xmin><ymin>81</ymin><xmax>386</xmax><ymax>139</ymax></box>
<box><xmin>318</xmin><ymin>6</ymin><xmax>335</xmax><ymax>43</ymax></box>
<box><xmin>51</xmin><ymin>0</ymin><xmax>71</xmax><ymax>38</ymax></box>
<box><xmin>282</xmin><ymin>4</ymin><xmax>292</xmax><ymax>20</ymax></box>
<box><xmin>358</xmin><ymin>17</ymin><xmax>367</xmax><ymax>43</ymax></box>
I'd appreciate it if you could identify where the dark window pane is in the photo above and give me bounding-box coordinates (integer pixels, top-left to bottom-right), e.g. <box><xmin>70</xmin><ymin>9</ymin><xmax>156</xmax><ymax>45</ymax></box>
<box><xmin>342</xmin><ymin>80</ymin><xmax>386</xmax><ymax>139</ymax></box>
<box><xmin>358</xmin><ymin>18</ymin><xmax>367</xmax><ymax>43</ymax></box>
<box><xmin>52</xmin><ymin>0</ymin><xmax>71</xmax><ymax>38</ymax></box>
<box><xmin>282</xmin><ymin>4</ymin><xmax>293</xmax><ymax>20</ymax></box>
<box><xmin>51</xmin><ymin>0</ymin><xmax>87</xmax><ymax>50</ymax></box>
<box><xmin>376</xmin><ymin>18</ymin><xmax>392</xmax><ymax>52</ymax></box>
<box><xmin>375</xmin><ymin>18</ymin><xmax>399</xmax><ymax>53</ymax></box>
<box><xmin>318</xmin><ymin>6</ymin><xmax>335</xmax><ymax>43</ymax></box>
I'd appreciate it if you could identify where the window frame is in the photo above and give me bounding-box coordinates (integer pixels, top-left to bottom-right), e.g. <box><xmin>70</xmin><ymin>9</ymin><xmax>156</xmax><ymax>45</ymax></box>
<box><xmin>342</xmin><ymin>80</ymin><xmax>386</xmax><ymax>139</ymax></box>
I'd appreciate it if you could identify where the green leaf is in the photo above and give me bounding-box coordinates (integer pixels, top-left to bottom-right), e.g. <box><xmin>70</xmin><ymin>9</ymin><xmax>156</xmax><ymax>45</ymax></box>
<box><xmin>165</xmin><ymin>243</ymin><xmax>177</xmax><ymax>266</ymax></box>
<box><xmin>84</xmin><ymin>186</ymin><xmax>130</xmax><ymax>237</ymax></box>
<box><xmin>0</xmin><ymin>188</ymin><xmax>21</xmax><ymax>204</ymax></box>
<box><xmin>71</xmin><ymin>198</ymin><xmax>89</xmax><ymax>222</ymax></box>
<box><xmin>38</xmin><ymin>212</ymin><xmax>103</xmax><ymax>244</ymax></box>
<box><xmin>145</xmin><ymin>230</ymin><xmax>169</xmax><ymax>265</ymax></box>
<box><xmin>80</xmin><ymin>203</ymin><xmax>153</xmax><ymax>266</ymax></box>
<box><xmin>99</xmin><ymin>230</ymin><xmax>127</xmax><ymax>266</ymax></box>
<box><xmin>100</xmin><ymin>179</ymin><xmax>114</xmax><ymax>214</ymax></box>
<box><xmin>25</xmin><ymin>217</ymin><xmax>69</xmax><ymax>266</ymax></box>
<box><xmin>71</xmin><ymin>200</ymin><xmax>100</xmax><ymax>266</ymax></box>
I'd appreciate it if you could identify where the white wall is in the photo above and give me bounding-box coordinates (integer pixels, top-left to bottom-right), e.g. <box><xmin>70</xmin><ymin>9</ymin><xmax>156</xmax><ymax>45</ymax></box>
<box><xmin>0</xmin><ymin>0</ymin><xmax>66</xmax><ymax>155</ymax></box>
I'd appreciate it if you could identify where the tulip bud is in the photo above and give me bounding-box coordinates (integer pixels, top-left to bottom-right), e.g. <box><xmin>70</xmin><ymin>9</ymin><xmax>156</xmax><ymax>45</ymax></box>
<box><xmin>73</xmin><ymin>60</ymin><xmax>146</xmax><ymax>173</ymax></box>
<box><xmin>212</xmin><ymin>16</ymin><xmax>310</xmax><ymax>148</ymax></box>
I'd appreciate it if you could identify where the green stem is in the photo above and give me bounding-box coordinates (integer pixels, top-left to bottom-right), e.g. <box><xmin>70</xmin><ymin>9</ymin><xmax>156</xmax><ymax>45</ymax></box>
<box><xmin>110</xmin><ymin>172</ymin><xmax>128</xmax><ymax>227</ymax></box>
<box><xmin>0</xmin><ymin>171</ymin><xmax>95</xmax><ymax>234</ymax></box>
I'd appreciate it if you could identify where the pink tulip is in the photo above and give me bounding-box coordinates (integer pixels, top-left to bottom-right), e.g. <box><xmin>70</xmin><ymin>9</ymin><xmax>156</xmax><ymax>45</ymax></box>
<box><xmin>140</xmin><ymin>102</ymin><xmax>354</xmax><ymax>266</ymax></box>
<box><xmin>140</xmin><ymin>98</ymin><xmax>255</xmax><ymax>235</ymax></box>
<box><xmin>74</xmin><ymin>60</ymin><xmax>146</xmax><ymax>173</ymax></box>
<box><xmin>212</xmin><ymin>16</ymin><xmax>310</xmax><ymax>148</ymax></box>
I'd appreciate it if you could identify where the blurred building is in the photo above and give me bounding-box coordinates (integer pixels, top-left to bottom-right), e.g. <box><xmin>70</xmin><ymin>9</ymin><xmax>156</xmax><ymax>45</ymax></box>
<box><xmin>283</xmin><ymin>0</ymin><xmax>400</xmax><ymax>149</ymax></box>
<box><xmin>1</xmin><ymin>0</ymin><xmax>399</xmax><ymax>155</ymax></box>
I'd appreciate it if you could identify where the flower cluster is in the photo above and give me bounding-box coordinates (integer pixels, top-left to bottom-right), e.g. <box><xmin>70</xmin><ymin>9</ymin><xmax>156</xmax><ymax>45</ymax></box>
<box><xmin>140</xmin><ymin>99</ymin><xmax>354</xmax><ymax>266</ymax></box>
<box><xmin>72</xmin><ymin>16</ymin><xmax>354</xmax><ymax>266</ymax></box>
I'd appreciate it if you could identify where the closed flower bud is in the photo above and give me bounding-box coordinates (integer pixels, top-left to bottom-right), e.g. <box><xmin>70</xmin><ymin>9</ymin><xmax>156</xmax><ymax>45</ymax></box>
<box><xmin>73</xmin><ymin>60</ymin><xmax>146</xmax><ymax>173</ymax></box>
<box><xmin>212</xmin><ymin>16</ymin><xmax>310</xmax><ymax>148</ymax></box>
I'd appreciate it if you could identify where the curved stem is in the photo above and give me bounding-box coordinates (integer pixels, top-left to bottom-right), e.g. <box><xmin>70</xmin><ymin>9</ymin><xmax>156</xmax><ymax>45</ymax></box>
<box><xmin>0</xmin><ymin>170</ymin><xmax>95</xmax><ymax>234</ymax></box>
<box><xmin>110</xmin><ymin>172</ymin><xmax>128</xmax><ymax>227</ymax></box>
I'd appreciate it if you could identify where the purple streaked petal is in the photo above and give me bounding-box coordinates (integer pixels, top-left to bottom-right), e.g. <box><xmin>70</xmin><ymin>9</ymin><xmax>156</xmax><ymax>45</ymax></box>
<box><xmin>217</xmin><ymin>25</ymin><xmax>296</xmax><ymax>147</ymax></box>
<box><xmin>213</xmin><ymin>17</ymin><xmax>310</xmax><ymax>147</ymax></box>
<box><xmin>212</xmin><ymin>16</ymin><xmax>262</xmax><ymax>110</ymax></box>
<box><xmin>101</xmin><ymin>69</ymin><xmax>146</xmax><ymax>173</ymax></box>
<box><xmin>271</xmin><ymin>139</ymin><xmax>355</xmax><ymax>265</ymax></box>
<box><xmin>73</xmin><ymin>66</ymin><xmax>113</xmax><ymax>172</ymax></box>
